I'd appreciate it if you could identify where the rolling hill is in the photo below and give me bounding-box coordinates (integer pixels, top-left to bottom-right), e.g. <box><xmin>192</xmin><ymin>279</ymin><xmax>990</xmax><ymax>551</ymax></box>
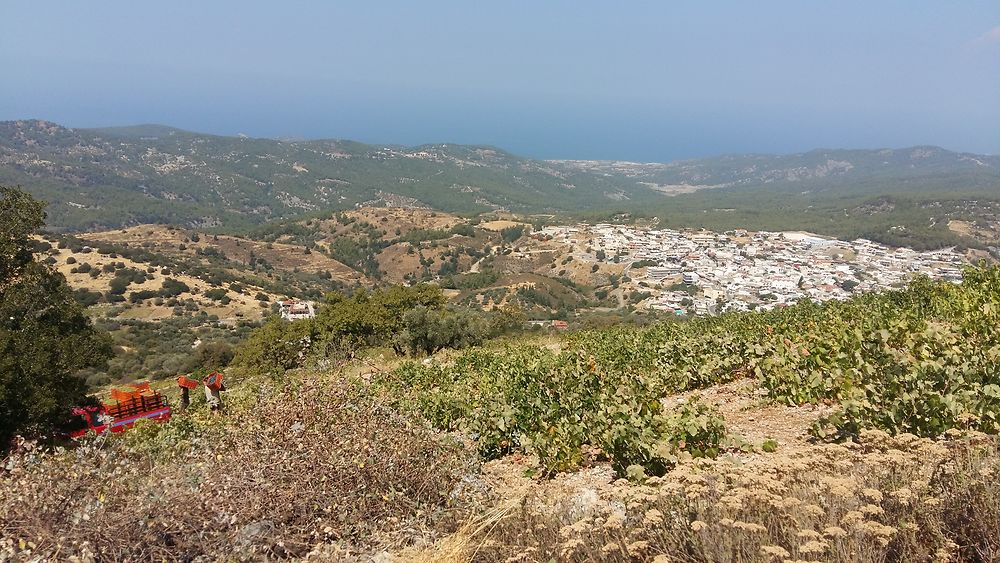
<box><xmin>0</xmin><ymin>119</ymin><xmax>660</xmax><ymax>230</ymax></box>
<box><xmin>1</xmin><ymin>119</ymin><xmax>998</xmax><ymax>247</ymax></box>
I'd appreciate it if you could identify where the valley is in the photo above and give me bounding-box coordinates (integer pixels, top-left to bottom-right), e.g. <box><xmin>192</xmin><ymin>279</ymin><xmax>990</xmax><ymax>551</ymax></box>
<box><xmin>30</xmin><ymin>198</ymin><xmax>988</xmax><ymax>390</ymax></box>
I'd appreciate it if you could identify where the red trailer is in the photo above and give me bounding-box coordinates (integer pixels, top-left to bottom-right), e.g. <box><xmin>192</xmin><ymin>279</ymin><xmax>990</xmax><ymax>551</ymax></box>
<box><xmin>68</xmin><ymin>382</ymin><xmax>172</xmax><ymax>438</ymax></box>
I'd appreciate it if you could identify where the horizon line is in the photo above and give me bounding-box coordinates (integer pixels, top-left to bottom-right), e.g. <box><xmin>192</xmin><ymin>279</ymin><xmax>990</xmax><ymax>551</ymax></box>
<box><xmin>4</xmin><ymin>117</ymin><xmax>997</xmax><ymax>163</ymax></box>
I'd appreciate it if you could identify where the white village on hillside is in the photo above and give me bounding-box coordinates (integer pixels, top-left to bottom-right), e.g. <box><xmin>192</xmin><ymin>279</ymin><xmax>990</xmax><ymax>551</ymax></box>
<box><xmin>537</xmin><ymin>223</ymin><xmax>966</xmax><ymax>317</ymax></box>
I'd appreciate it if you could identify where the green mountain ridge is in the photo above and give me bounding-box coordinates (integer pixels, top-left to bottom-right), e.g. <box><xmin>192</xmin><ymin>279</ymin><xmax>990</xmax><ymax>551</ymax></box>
<box><xmin>0</xmin><ymin>119</ymin><xmax>663</xmax><ymax>230</ymax></box>
<box><xmin>1</xmin><ymin>119</ymin><xmax>998</xmax><ymax>239</ymax></box>
<box><xmin>89</xmin><ymin>123</ymin><xmax>191</xmax><ymax>138</ymax></box>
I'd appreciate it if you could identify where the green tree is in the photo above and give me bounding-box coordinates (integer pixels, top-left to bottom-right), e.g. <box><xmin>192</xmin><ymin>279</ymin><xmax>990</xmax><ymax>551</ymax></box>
<box><xmin>314</xmin><ymin>284</ymin><xmax>446</xmax><ymax>351</ymax></box>
<box><xmin>193</xmin><ymin>342</ymin><xmax>235</xmax><ymax>370</ymax></box>
<box><xmin>397</xmin><ymin>306</ymin><xmax>490</xmax><ymax>356</ymax></box>
<box><xmin>500</xmin><ymin>224</ymin><xmax>525</xmax><ymax>243</ymax></box>
<box><xmin>231</xmin><ymin>318</ymin><xmax>316</xmax><ymax>375</ymax></box>
<box><xmin>0</xmin><ymin>187</ymin><xmax>112</xmax><ymax>448</ymax></box>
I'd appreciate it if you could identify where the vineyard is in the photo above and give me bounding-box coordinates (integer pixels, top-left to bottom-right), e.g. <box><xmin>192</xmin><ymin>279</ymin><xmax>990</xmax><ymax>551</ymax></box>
<box><xmin>381</xmin><ymin>265</ymin><xmax>1000</xmax><ymax>477</ymax></box>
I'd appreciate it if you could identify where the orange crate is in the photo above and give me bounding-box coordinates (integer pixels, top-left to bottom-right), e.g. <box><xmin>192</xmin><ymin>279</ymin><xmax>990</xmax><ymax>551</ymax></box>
<box><xmin>203</xmin><ymin>372</ymin><xmax>224</xmax><ymax>392</ymax></box>
<box><xmin>177</xmin><ymin>375</ymin><xmax>199</xmax><ymax>390</ymax></box>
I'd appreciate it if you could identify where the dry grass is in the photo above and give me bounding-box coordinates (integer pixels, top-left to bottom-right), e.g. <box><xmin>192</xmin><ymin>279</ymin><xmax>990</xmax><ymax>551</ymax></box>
<box><xmin>421</xmin><ymin>432</ymin><xmax>1000</xmax><ymax>563</ymax></box>
<box><xmin>400</xmin><ymin>500</ymin><xmax>524</xmax><ymax>563</ymax></box>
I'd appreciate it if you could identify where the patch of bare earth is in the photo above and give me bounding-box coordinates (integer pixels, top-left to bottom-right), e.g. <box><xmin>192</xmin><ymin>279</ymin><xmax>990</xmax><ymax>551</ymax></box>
<box><xmin>671</xmin><ymin>379</ymin><xmax>833</xmax><ymax>448</ymax></box>
<box><xmin>948</xmin><ymin>219</ymin><xmax>999</xmax><ymax>247</ymax></box>
<box><xmin>479</xmin><ymin>220</ymin><xmax>528</xmax><ymax>232</ymax></box>
<box><xmin>212</xmin><ymin>235</ymin><xmax>359</xmax><ymax>279</ymax></box>
<box><xmin>376</xmin><ymin>242</ymin><xmax>425</xmax><ymax>283</ymax></box>
<box><xmin>376</xmin><ymin>239</ymin><xmax>477</xmax><ymax>284</ymax></box>
<box><xmin>424</xmin><ymin>380</ymin><xmax>833</xmax><ymax>534</ymax></box>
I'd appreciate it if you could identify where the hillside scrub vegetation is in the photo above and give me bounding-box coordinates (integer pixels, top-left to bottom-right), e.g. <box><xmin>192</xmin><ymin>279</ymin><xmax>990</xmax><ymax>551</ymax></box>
<box><xmin>4</xmin><ymin>185</ymin><xmax>1000</xmax><ymax>561</ymax></box>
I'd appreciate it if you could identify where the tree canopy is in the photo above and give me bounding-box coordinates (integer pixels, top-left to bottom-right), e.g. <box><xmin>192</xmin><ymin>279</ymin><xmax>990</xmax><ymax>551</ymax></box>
<box><xmin>0</xmin><ymin>186</ymin><xmax>112</xmax><ymax>448</ymax></box>
<box><xmin>232</xmin><ymin>285</ymin><xmax>447</xmax><ymax>374</ymax></box>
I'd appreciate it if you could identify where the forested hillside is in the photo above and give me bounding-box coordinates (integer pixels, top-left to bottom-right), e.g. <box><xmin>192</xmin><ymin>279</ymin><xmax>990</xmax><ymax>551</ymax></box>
<box><xmin>0</xmin><ymin>120</ymin><xmax>659</xmax><ymax>230</ymax></box>
<box><xmin>2</xmin><ymin>120</ymin><xmax>998</xmax><ymax>251</ymax></box>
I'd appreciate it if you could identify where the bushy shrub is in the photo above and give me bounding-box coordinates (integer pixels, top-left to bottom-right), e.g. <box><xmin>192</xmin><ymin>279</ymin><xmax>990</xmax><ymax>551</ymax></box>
<box><xmin>160</xmin><ymin>277</ymin><xmax>189</xmax><ymax>297</ymax></box>
<box><xmin>396</xmin><ymin>306</ymin><xmax>490</xmax><ymax>356</ymax></box>
<box><xmin>203</xmin><ymin>288</ymin><xmax>228</xmax><ymax>301</ymax></box>
<box><xmin>72</xmin><ymin>288</ymin><xmax>104</xmax><ymax>307</ymax></box>
<box><xmin>129</xmin><ymin>289</ymin><xmax>160</xmax><ymax>303</ymax></box>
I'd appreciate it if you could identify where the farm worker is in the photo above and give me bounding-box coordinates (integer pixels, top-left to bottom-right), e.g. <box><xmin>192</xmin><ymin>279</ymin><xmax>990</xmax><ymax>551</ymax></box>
<box><xmin>203</xmin><ymin>385</ymin><xmax>221</xmax><ymax>410</ymax></box>
<box><xmin>202</xmin><ymin>372</ymin><xmax>226</xmax><ymax>412</ymax></box>
<box><xmin>176</xmin><ymin>375</ymin><xmax>199</xmax><ymax>409</ymax></box>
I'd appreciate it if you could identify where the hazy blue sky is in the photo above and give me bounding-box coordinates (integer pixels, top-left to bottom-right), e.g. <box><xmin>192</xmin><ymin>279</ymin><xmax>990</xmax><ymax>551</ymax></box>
<box><xmin>2</xmin><ymin>1</ymin><xmax>998</xmax><ymax>161</ymax></box>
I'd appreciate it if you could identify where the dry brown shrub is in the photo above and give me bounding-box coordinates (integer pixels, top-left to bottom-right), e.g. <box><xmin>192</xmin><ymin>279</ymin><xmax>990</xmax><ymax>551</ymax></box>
<box><xmin>399</xmin><ymin>500</ymin><xmax>522</xmax><ymax>563</ymax></box>
<box><xmin>456</xmin><ymin>432</ymin><xmax>1000</xmax><ymax>562</ymax></box>
<box><xmin>0</xmin><ymin>377</ymin><xmax>476</xmax><ymax>561</ymax></box>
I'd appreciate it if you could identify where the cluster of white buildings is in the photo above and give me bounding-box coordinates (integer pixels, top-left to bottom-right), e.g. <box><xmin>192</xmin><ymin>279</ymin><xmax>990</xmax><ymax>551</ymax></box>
<box><xmin>537</xmin><ymin>224</ymin><xmax>966</xmax><ymax>316</ymax></box>
<box><xmin>279</xmin><ymin>299</ymin><xmax>316</xmax><ymax>321</ymax></box>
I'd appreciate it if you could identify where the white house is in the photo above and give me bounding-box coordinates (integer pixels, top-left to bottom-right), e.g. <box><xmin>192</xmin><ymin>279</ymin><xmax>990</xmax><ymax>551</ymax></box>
<box><xmin>279</xmin><ymin>299</ymin><xmax>316</xmax><ymax>321</ymax></box>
